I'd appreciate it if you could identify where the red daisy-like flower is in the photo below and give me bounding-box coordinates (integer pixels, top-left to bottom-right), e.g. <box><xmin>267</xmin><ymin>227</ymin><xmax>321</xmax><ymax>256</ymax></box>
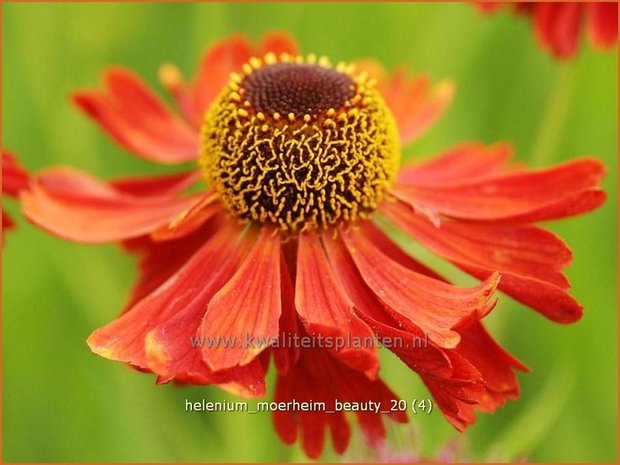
<box><xmin>479</xmin><ymin>2</ymin><xmax>618</xmax><ymax>59</ymax></box>
<box><xmin>22</xmin><ymin>32</ymin><xmax>605</xmax><ymax>457</ymax></box>
<box><xmin>2</xmin><ymin>150</ymin><xmax>30</xmax><ymax>239</ymax></box>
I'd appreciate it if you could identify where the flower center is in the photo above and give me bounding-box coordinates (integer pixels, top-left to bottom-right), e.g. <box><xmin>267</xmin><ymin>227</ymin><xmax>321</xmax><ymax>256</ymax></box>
<box><xmin>200</xmin><ymin>53</ymin><xmax>400</xmax><ymax>233</ymax></box>
<box><xmin>241</xmin><ymin>62</ymin><xmax>355</xmax><ymax>116</ymax></box>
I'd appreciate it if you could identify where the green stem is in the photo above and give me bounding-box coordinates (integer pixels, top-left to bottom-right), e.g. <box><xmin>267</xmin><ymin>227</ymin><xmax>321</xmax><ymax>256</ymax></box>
<box><xmin>530</xmin><ymin>65</ymin><xmax>576</xmax><ymax>167</ymax></box>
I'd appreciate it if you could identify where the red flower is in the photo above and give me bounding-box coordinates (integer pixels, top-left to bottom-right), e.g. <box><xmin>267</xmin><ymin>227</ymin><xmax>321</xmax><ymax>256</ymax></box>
<box><xmin>22</xmin><ymin>33</ymin><xmax>605</xmax><ymax>457</ymax></box>
<box><xmin>479</xmin><ymin>2</ymin><xmax>618</xmax><ymax>58</ymax></box>
<box><xmin>2</xmin><ymin>150</ymin><xmax>30</xmax><ymax>238</ymax></box>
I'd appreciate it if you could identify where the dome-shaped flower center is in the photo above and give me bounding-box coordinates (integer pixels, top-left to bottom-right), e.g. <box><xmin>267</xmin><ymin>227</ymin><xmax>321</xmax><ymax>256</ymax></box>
<box><xmin>200</xmin><ymin>53</ymin><xmax>400</xmax><ymax>233</ymax></box>
<box><xmin>241</xmin><ymin>62</ymin><xmax>355</xmax><ymax>115</ymax></box>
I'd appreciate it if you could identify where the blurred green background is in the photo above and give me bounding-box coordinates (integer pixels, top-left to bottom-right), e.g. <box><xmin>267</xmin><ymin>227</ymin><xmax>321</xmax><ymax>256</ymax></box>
<box><xmin>2</xmin><ymin>2</ymin><xmax>617</xmax><ymax>463</ymax></box>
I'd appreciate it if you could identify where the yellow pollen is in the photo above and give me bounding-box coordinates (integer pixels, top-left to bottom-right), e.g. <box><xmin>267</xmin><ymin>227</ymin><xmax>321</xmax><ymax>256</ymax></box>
<box><xmin>199</xmin><ymin>53</ymin><xmax>400</xmax><ymax>233</ymax></box>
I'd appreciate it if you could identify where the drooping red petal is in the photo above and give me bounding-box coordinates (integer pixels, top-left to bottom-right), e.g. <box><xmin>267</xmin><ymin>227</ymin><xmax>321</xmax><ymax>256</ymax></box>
<box><xmin>2</xmin><ymin>150</ymin><xmax>30</xmax><ymax>238</ymax></box>
<box><xmin>2</xmin><ymin>211</ymin><xmax>15</xmax><ymax>231</ymax></box>
<box><xmin>273</xmin><ymin>255</ymin><xmax>301</xmax><ymax>376</ymax></box>
<box><xmin>151</xmin><ymin>191</ymin><xmax>221</xmax><ymax>241</ymax></box>
<box><xmin>296</xmin><ymin>232</ymin><xmax>379</xmax><ymax>377</ymax></box>
<box><xmin>161</xmin><ymin>33</ymin><xmax>297</xmax><ymax>128</ymax></box>
<box><xmin>476</xmin><ymin>2</ymin><xmax>504</xmax><ymax>14</ymax></box>
<box><xmin>109</xmin><ymin>169</ymin><xmax>201</xmax><ymax>197</ymax></box>
<box><xmin>121</xmin><ymin>216</ymin><xmax>223</xmax><ymax>311</ymax></box>
<box><xmin>143</xmin><ymin>226</ymin><xmax>266</xmax><ymax>397</ymax></box>
<box><xmin>421</xmin><ymin>350</ymin><xmax>484</xmax><ymax>431</ymax></box>
<box><xmin>341</xmin><ymin>224</ymin><xmax>499</xmax><ymax>348</ymax></box>
<box><xmin>381</xmin><ymin>200</ymin><xmax>584</xmax><ymax>323</ymax></box>
<box><xmin>425</xmin><ymin>320</ymin><xmax>526</xmax><ymax>431</ymax></box>
<box><xmin>257</xmin><ymin>31</ymin><xmax>299</xmax><ymax>56</ymax></box>
<box><xmin>73</xmin><ymin>68</ymin><xmax>199</xmax><ymax>163</ymax></box>
<box><xmin>87</xmin><ymin>218</ymin><xmax>244</xmax><ymax>371</ymax></box>
<box><xmin>381</xmin><ymin>70</ymin><xmax>454</xmax><ymax>145</ymax></box>
<box><xmin>322</xmin><ymin>232</ymin><xmax>455</xmax><ymax>378</ymax></box>
<box><xmin>393</xmin><ymin>158</ymin><xmax>605</xmax><ymax>224</ymax></box>
<box><xmin>2</xmin><ymin>150</ymin><xmax>30</xmax><ymax>197</ymax></box>
<box><xmin>21</xmin><ymin>167</ymin><xmax>203</xmax><ymax>243</ymax></box>
<box><xmin>190</xmin><ymin>35</ymin><xmax>253</xmax><ymax>123</ymax></box>
<box><xmin>398</xmin><ymin>142</ymin><xmax>512</xmax><ymax>187</ymax></box>
<box><xmin>273</xmin><ymin>343</ymin><xmax>406</xmax><ymax>459</ymax></box>
<box><xmin>533</xmin><ymin>3</ymin><xmax>583</xmax><ymax>58</ymax></box>
<box><xmin>356</xmin><ymin>220</ymin><xmax>445</xmax><ymax>281</ymax></box>
<box><xmin>456</xmin><ymin>321</ymin><xmax>527</xmax><ymax>409</ymax></box>
<box><xmin>587</xmin><ymin>2</ymin><xmax>618</xmax><ymax>49</ymax></box>
<box><xmin>199</xmin><ymin>227</ymin><xmax>282</xmax><ymax>371</ymax></box>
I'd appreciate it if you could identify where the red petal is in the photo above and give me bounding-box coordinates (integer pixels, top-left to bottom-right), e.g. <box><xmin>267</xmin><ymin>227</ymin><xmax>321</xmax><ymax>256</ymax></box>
<box><xmin>273</xmin><ymin>255</ymin><xmax>301</xmax><ymax>375</ymax></box>
<box><xmin>381</xmin><ymin>70</ymin><xmax>453</xmax><ymax>145</ymax></box>
<box><xmin>258</xmin><ymin>32</ymin><xmax>299</xmax><ymax>56</ymax></box>
<box><xmin>121</xmin><ymin>216</ymin><xmax>223</xmax><ymax>311</ymax></box>
<box><xmin>296</xmin><ymin>232</ymin><xmax>379</xmax><ymax>377</ymax></box>
<box><xmin>476</xmin><ymin>2</ymin><xmax>505</xmax><ymax>14</ymax></box>
<box><xmin>533</xmin><ymin>3</ymin><xmax>583</xmax><ymax>58</ymax></box>
<box><xmin>109</xmin><ymin>169</ymin><xmax>201</xmax><ymax>197</ymax></box>
<box><xmin>322</xmin><ymin>231</ymin><xmax>458</xmax><ymax>379</ymax></box>
<box><xmin>2</xmin><ymin>150</ymin><xmax>30</xmax><ymax>197</ymax></box>
<box><xmin>587</xmin><ymin>2</ymin><xmax>618</xmax><ymax>49</ymax></box>
<box><xmin>190</xmin><ymin>35</ymin><xmax>253</xmax><ymax>123</ymax></box>
<box><xmin>341</xmin><ymin>224</ymin><xmax>499</xmax><ymax>348</ymax></box>
<box><xmin>3</xmin><ymin>211</ymin><xmax>15</xmax><ymax>230</ymax></box>
<box><xmin>325</xmin><ymin>228</ymin><xmax>523</xmax><ymax>430</ymax></box>
<box><xmin>73</xmin><ymin>68</ymin><xmax>199</xmax><ymax>163</ymax></box>
<box><xmin>273</xmin><ymin>345</ymin><xmax>405</xmax><ymax>459</ymax></box>
<box><xmin>143</xmin><ymin>232</ymin><xmax>266</xmax><ymax>396</ymax></box>
<box><xmin>422</xmin><ymin>353</ymin><xmax>483</xmax><ymax>431</ymax></box>
<box><xmin>151</xmin><ymin>191</ymin><xmax>221</xmax><ymax>241</ymax></box>
<box><xmin>456</xmin><ymin>321</ymin><xmax>527</xmax><ymax>408</ymax></box>
<box><xmin>382</xmin><ymin>200</ymin><xmax>584</xmax><ymax>323</ymax></box>
<box><xmin>22</xmin><ymin>167</ymin><xmax>202</xmax><ymax>243</ymax></box>
<box><xmin>199</xmin><ymin>227</ymin><xmax>282</xmax><ymax>370</ymax></box>
<box><xmin>398</xmin><ymin>142</ymin><xmax>512</xmax><ymax>187</ymax></box>
<box><xmin>87</xmin><ymin>218</ymin><xmax>243</xmax><ymax>371</ymax></box>
<box><xmin>158</xmin><ymin>62</ymin><xmax>197</xmax><ymax>128</ymax></box>
<box><xmin>356</xmin><ymin>220</ymin><xmax>445</xmax><ymax>281</ymax></box>
<box><xmin>393</xmin><ymin>158</ymin><xmax>606</xmax><ymax>224</ymax></box>
<box><xmin>426</xmin><ymin>321</ymin><xmax>525</xmax><ymax>430</ymax></box>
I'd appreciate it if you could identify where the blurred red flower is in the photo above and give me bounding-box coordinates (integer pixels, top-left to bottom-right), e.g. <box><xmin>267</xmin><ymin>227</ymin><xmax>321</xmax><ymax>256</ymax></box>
<box><xmin>479</xmin><ymin>2</ymin><xmax>618</xmax><ymax>58</ymax></box>
<box><xmin>2</xmin><ymin>150</ymin><xmax>29</xmax><ymax>239</ymax></box>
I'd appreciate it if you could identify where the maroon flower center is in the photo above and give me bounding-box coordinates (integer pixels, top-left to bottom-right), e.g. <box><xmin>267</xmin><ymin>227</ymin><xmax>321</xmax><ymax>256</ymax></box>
<box><xmin>240</xmin><ymin>63</ymin><xmax>356</xmax><ymax>116</ymax></box>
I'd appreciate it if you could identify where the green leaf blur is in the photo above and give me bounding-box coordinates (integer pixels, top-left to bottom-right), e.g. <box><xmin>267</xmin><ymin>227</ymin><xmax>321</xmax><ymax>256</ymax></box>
<box><xmin>2</xmin><ymin>2</ymin><xmax>617</xmax><ymax>462</ymax></box>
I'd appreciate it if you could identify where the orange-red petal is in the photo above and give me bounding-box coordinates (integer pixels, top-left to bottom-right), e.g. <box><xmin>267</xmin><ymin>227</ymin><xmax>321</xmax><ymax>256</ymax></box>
<box><xmin>393</xmin><ymin>158</ymin><xmax>605</xmax><ymax>224</ymax></box>
<box><xmin>73</xmin><ymin>68</ymin><xmax>199</xmax><ymax>163</ymax></box>
<box><xmin>109</xmin><ymin>169</ymin><xmax>201</xmax><ymax>197</ymax></box>
<box><xmin>151</xmin><ymin>191</ymin><xmax>221</xmax><ymax>241</ymax></box>
<box><xmin>533</xmin><ymin>2</ymin><xmax>583</xmax><ymax>59</ymax></box>
<box><xmin>189</xmin><ymin>35</ymin><xmax>254</xmax><ymax>124</ymax></box>
<box><xmin>398</xmin><ymin>142</ymin><xmax>512</xmax><ymax>187</ymax></box>
<box><xmin>382</xmin><ymin>200</ymin><xmax>584</xmax><ymax>323</ymax></box>
<box><xmin>380</xmin><ymin>70</ymin><xmax>454</xmax><ymax>145</ymax></box>
<box><xmin>296</xmin><ymin>232</ymin><xmax>379</xmax><ymax>377</ymax></box>
<box><xmin>341</xmin><ymin>224</ymin><xmax>499</xmax><ymax>348</ymax></box>
<box><xmin>273</xmin><ymin>345</ymin><xmax>405</xmax><ymax>459</ymax></box>
<box><xmin>21</xmin><ymin>167</ymin><xmax>203</xmax><ymax>243</ymax></box>
<box><xmin>199</xmin><ymin>227</ymin><xmax>282</xmax><ymax>370</ymax></box>
<box><xmin>87</xmin><ymin>218</ymin><xmax>243</xmax><ymax>371</ymax></box>
<box><xmin>257</xmin><ymin>31</ymin><xmax>299</xmax><ymax>57</ymax></box>
<box><xmin>143</xmin><ymin>229</ymin><xmax>267</xmax><ymax>396</ymax></box>
<box><xmin>587</xmin><ymin>2</ymin><xmax>618</xmax><ymax>49</ymax></box>
<box><xmin>272</xmin><ymin>255</ymin><xmax>301</xmax><ymax>375</ymax></box>
<box><xmin>121</xmin><ymin>216</ymin><xmax>224</xmax><ymax>312</ymax></box>
<box><xmin>2</xmin><ymin>150</ymin><xmax>30</xmax><ymax>197</ymax></box>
